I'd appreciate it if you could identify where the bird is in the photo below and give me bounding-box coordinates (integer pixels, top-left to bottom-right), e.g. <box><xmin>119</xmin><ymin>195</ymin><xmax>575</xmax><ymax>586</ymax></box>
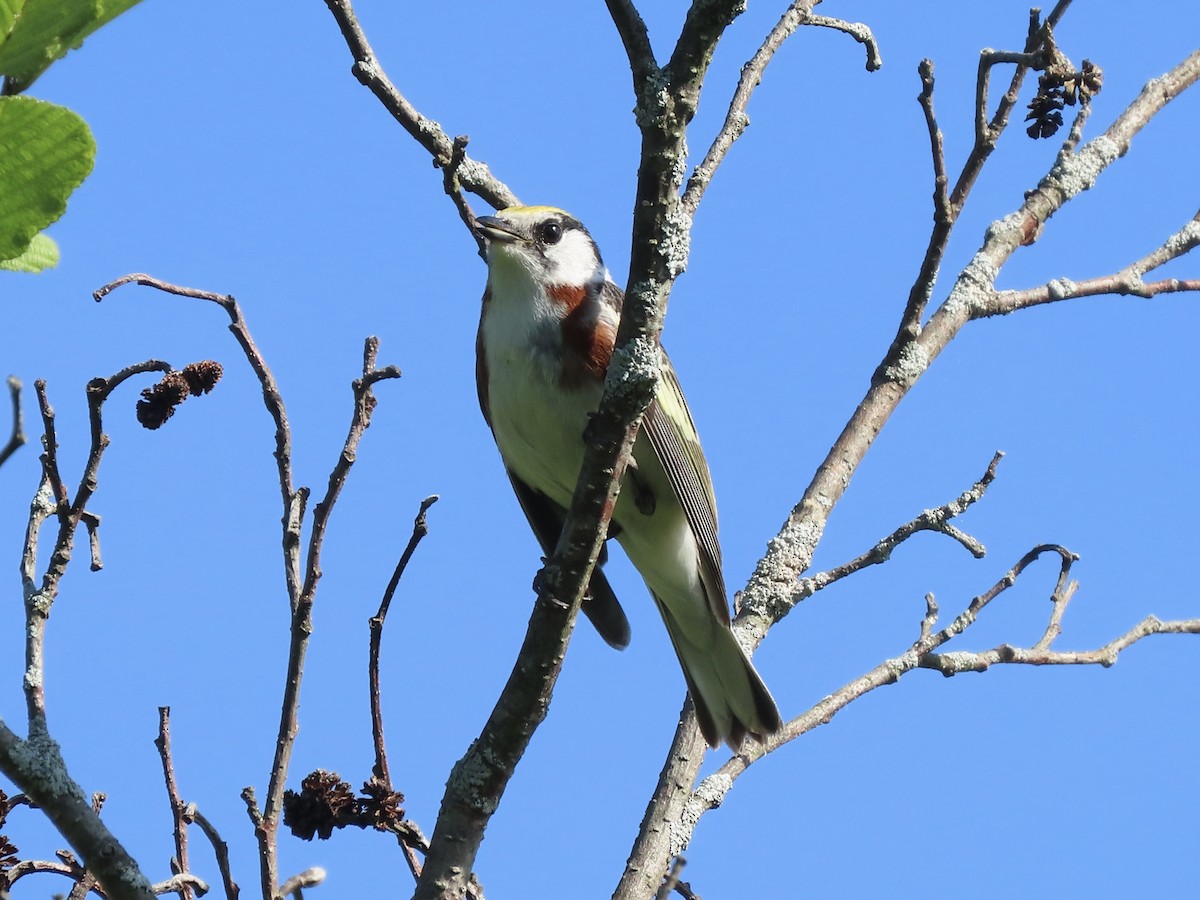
<box><xmin>473</xmin><ymin>204</ymin><xmax>782</xmax><ymax>749</ymax></box>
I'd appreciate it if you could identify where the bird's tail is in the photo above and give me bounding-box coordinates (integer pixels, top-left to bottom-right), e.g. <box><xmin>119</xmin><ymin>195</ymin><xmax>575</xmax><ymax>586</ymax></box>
<box><xmin>656</xmin><ymin>599</ymin><xmax>782</xmax><ymax>749</ymax></box>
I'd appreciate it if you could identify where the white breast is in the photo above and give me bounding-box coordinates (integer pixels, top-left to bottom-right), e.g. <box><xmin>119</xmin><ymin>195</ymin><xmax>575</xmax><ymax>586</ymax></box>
<box><xmin>483</xmin><ymin>268</ymin><xmax>601</xmax><ymax>507</ymax></box>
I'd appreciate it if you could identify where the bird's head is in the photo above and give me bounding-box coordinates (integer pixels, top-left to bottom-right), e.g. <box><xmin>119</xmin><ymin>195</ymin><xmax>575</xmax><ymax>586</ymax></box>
<box><xmin>475</xmin><ymin>206</ymin><xmax>607</xmax><ymax>292</ymax></box>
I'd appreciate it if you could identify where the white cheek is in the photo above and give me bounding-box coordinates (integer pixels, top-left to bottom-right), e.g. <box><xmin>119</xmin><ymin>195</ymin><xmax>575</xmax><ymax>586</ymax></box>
<box><xmin>546</xmin><ymin>230</ymin><xmax>600</xmax><ymax>285</ymax></box>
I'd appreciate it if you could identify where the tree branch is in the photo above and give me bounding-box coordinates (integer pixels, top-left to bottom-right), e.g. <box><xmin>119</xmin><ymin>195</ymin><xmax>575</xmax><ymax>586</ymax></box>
<box><xmin>604</xmin><ymin>0</ymin><xmax>657</xmax><ymax>88</ymax></box>
<box><xmin>94</xmin><ymin>277</ymin><xmax>400</xmax><ymax>899</ymax></box>
<box><xmin>683</xmin><ymin>1</ymin><xmax>880</xmax><ymax>216</ymax></box>
<box><xmin>623</xmin><ymin>47</ymin><xmax>1200</xmax><ymax>890</ymax></box>
<box><xmin>677</xmin><ymin>545</ymin><xmax>1198</xmax><ymax>842</ymax></box>
<box><xmin>983</xmin><ymin>209</ymin><xmax>1200</xmax><ymax>313</ymax></box>
<box><xmin>183</xmin><ymin>803</ymin><xmax>240</xmax><ymax>900</ymax></box>
<box><xmin>320</xmin><ymin>0</ymin><xmax>516</xmax><ymax>216</ymax></box>
<box><xmin>369</xmin><ymin>495</ymin><xmax>438</xmax><ymax>788</ymax></box>
<box><xmin>154</xmin><ymin>708</ymin><xmax>193</xmax><ymax>900</ymax></box>
<box><xmin>0</xmin><ymin>375</ymin><xmax>24</xmax><ymax>468</ymax></box>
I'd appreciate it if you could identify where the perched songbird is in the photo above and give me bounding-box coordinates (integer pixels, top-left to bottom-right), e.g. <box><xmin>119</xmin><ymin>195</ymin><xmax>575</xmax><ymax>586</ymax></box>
<box><xmin>474</xmin><ymin>205</ymin><xmax>782</xmax><ymax>749</ymax></box>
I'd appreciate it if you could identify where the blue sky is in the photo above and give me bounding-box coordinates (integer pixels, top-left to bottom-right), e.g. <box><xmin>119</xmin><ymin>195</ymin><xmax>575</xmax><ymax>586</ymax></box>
<box><xmin>2</xmin><ymin>2</ymin><xmax>1198</xmax><ymax>898</ymax></box>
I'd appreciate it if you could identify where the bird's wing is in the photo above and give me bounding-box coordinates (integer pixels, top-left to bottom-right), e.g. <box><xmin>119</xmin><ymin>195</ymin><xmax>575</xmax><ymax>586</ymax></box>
<box><xmin>641</xmin><ymin>352</ymin><xmax>729</xmax><ymax>624</ymax></box>
<box><xmin>504</xmin><ymin>469</ymin><xmax>631</xmax><ymax>650</ymax></box>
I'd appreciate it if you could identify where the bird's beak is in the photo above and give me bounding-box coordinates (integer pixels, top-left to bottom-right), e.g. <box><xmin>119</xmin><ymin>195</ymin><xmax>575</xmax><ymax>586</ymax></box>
<box><xmin>475</xmin><ymin>215</ymin><xmax>523</xmax><ymax>244</ymax></box>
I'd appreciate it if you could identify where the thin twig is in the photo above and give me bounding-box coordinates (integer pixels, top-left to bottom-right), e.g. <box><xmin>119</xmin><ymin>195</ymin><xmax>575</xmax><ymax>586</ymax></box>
<box><xmin>94</xmin><ymin>275</ymin><xmax>406</xmax><ymax>900</ymax></box>
<box><xmin>369</xmin><ymin>496</ymin><xmax>438</xmax><ymax>788</ymax></box>
<box><xmin>94</xmin><ymin>276</ymin><xmax>303</xmax><ymax>614</ymax></box>
<box><xmin>276</xmin><ymin>867</ymin><xmax>325</xmax><ymax>899</ymax></box>
<box><xmin>184</xmin><ymin>804</ymin><xmax>240</xmax><ymax>900</ymax></box>
<box><xmin>682</xmin><ymin>1</ymin><xmax>880</xmax><ymax>216</ymax></box>
<box><xmin>441</xmin><ymin>136</ymin><xmax>485</xmax><ymax>259</ymax></box>
<box><xmin>152</xmin><ymin>873</ymin><xmax>211</xmax><ymax>896</ymax></box>
<box><xmin>676</xmin><ymin>546</ymin><xmax>1199</xmax><ymax>849</ymax></box>
<box><xmin>262</xmin><ymin>337</ymin><xmax>398</xmax><ymax>895</ymax></box>
<box><xmin>982</xmin><ymin>211</ymin><xmax>1200</xmax><ymax>314</ymax></box>
<box><xmin>0</xmin><ymin>375</ymin><xmax>24</xmax><ymax>468</ymax></box>
<box><xmin>654</xmin><ymin>856</ymin><xmax>686</xmax><ymax>900</ymax></box>
<box><xmin>918</xmin><ymin>59</ymin><xmax>949</xmax><ymax>226</ymax></box>
<box><xmin>320</xmin><ymin>0</ymin><xmax>516</xmax><ymax>218</ymax></box>
<box><xmin>154</xmin><ymin>707</ymin><xmax>192</xmax><ymax>900</ymax></box>
<box><xmin>788</xmin><ymin>451</ymin><xmax>1002</xmax><ymax>607</ymax></box>
<box><xmin>81</xmin><ymin>511</ymin><xmax>103</xmax><ymax>571</ymax></box>
<box><xmin>959</xmin><ymin>0</ymin><xmax>1072</xmax><ymax>207</ymax></box>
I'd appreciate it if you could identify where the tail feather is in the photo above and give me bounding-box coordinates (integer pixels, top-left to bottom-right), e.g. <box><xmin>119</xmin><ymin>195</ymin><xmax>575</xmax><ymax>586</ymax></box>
<box><xmin>656</xmin><ymin>597</ymin><xmax>782</xmax><ymax>749</ymax></box>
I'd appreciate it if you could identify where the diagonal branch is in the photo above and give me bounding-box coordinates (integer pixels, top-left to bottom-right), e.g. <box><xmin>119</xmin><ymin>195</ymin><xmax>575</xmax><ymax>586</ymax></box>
<box><xmin>604</xmin><ymin>0</ymin><xmax>657</xmax><ymax>87</ymax></box>
<box><xmin>618</xmin><ymin>450</ymin><xmax>1000</xmax><ymax>896</ymax></box>
<box><xmin>677</xmin><ymin>545</ymin><xmax>1198</xmax><ymax>845</ymax></box>
<box><xmin>321</xmin><ymin>0</ymin><xmax>516</xmax><ymax>215</ymax></box>
<box><xmin>788</xmin><ymin>450</ymin><xmax>1002</xmax><ymax>604</ymax></box>
<box><xmin>624</xmin><ymin>47</ymin><xmax>1200</xmax><ymax>892</ymax></box>
<box><xmin>983</xmin><ymin>209</ymin><xmax>1200</xmax><ymax>313</ymax></box>
<box><xmin>738</xmin><ymin>47</ymin><xmax>1200</xmax><ymax>637</ymax></box>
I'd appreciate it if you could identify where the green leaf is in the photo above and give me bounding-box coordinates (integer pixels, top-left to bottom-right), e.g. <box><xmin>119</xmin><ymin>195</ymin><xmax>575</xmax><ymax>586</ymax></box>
<box><xmin>0</xmin><ymin>231</ymin><xmax>58</xmax><ymax>271</ymax></box>
<box><xmin>0</xmin><ymin>96</ymin><xmax>94</xmax><ymax>260</ymax></box>
<box><xmin>0</xmin><ymin>0</ymin><xmax>145</xmax><ymax>92</ymax></box>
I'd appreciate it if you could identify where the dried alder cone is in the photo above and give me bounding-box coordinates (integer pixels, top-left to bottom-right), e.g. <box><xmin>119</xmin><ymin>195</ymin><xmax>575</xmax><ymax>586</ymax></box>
<box><xmin>282</xmin><ymin>770</ymin><xmax>406</xmax><ymax>841</ymax></box>
<box><xmin>136</xmin><ymin>360</ymin><xmax>223</xmax><ymax>429</ymax></box>
<box><xmin>1027</xmin><ymin>58</ymin><xmax>1104</xmax><ymax>138</ymax></box>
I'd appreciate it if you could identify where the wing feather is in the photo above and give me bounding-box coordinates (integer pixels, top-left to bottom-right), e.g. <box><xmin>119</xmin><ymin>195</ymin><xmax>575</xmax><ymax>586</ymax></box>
<box><xmin>641</xmin><ymin>353</ymin><xmax>728</xmax><ymax>624</ymax></box>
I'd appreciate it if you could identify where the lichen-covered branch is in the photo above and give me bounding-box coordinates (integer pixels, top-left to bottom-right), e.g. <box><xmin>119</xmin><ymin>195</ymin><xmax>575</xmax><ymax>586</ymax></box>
<box><xmin>676</xmin><ymin>545</ymin><xmax>1198</xmax><ymax>843</ymax></box>
<box><xmin>621</xmin><ymin>44</ymin><xmax>1200</xmax><ymax>894</ymax></box>
<box><xmin>983</xmin><ymin>209</ymin><xmax>1200</xmax><ymax>313</ymax></box>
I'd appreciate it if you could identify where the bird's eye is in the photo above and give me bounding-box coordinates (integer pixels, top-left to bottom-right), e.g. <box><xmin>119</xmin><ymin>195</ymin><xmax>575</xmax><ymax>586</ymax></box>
<box><xmin>539</xmin><ymin>221</ymin><xmax>563</xmax><ymax>245</ymax></box>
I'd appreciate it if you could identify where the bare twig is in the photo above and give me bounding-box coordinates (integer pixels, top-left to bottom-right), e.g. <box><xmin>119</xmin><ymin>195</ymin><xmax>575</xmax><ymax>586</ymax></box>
<box><xmin>739</xmin><ymin>48</ymin><xmax>1200</xmax><ymax>634</ymax></box>
<box><xmin>918</xmin><ymin>59</ymin><xmax>950</xmax><ymax>227</ymax></box>
<box><xmin>971</xmin><ymin>1</ymin><xmax>1072</xmax><ymax>168</ymax></box>
<box><xmin>152</xmin><ymin>874</ymin><xmax>211</xmax><ymax>896</ymax></box>
<box><xmin>155</xmin><ymin>707</ymin><xmax>193</xmax><ymax>900</ymax></box>
<box><xmin>81</xmin><ymin>511</ymin><xmax>103</xmax><ymax>571</ymax></box>
<box><xmin>184</xmin><ymin>804</ymin><xmax>240</xmax><ymax>900</ymax></box>
<box><xmin>625</xmin><ymin>49</ymin><xmax>1200</xmax><ymax>892</ymax></box>
<box><xmin>1</xmin><ymin>361</ymin><xmax>171</xmax><ymax>899</ymax></box>
<box><xmin>0</xmin><ymin>375</ymin><xmax>24</xmax><ymax>468</ymax></box>
<box><xmin>4</xmin><ymin>857</ymin><xmax>91</xmax><ymax>892</ymax></box>
<box><xmin>788</xmin><ymin>451</ymin><xmax>1002</xmax><ymax>606</ymax></box>
<box><xmin>442</xmin><ymin>136</ymin><xmax>486</xmax><ymax>259</ymax></box>
<box><xmin>369</xmin><ymin>496</ymin><xmax>438</xmax><ymax>788</ymax></box>
<box><xmin>320</xmin><ymin>0</ymin><xmax>516</xmax><ymax>216</ymax></box>
<box><xmin>879</xmin><ymin>4</ymin><xmax>1074</xmax><ymax>375</ymax></box>
<box><xmin>95</xmin><ymin>277</ymin><xmax>400</xmax><ymax>899</ymax></box>
<box><xmin>682</xmin><ymin>1</ymin><xmax>880</xmax><ymax>216</ymax></box>
<box><xmin>276</xmin><ymin>867</ymin><xmax>325</xmax><ymax>899</ymax></box>
<box><xmin>655</xmin><ymin>856</ymin><xmax>686</xmax><ymax>900</ymax></box>
<box><xmin>94</xmin><ymin>276</ymin><xmax>303</xmax><ymax>612</ymax></box>
<box><xmin>262</xmin><ymin>337</ymin><xmax>398</xmax><ymax>897</ymax></box>
<box><xmin>673</xmin><ymin>546</ymin><xmax>1199</xmax><ymax>850</ymax></box>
